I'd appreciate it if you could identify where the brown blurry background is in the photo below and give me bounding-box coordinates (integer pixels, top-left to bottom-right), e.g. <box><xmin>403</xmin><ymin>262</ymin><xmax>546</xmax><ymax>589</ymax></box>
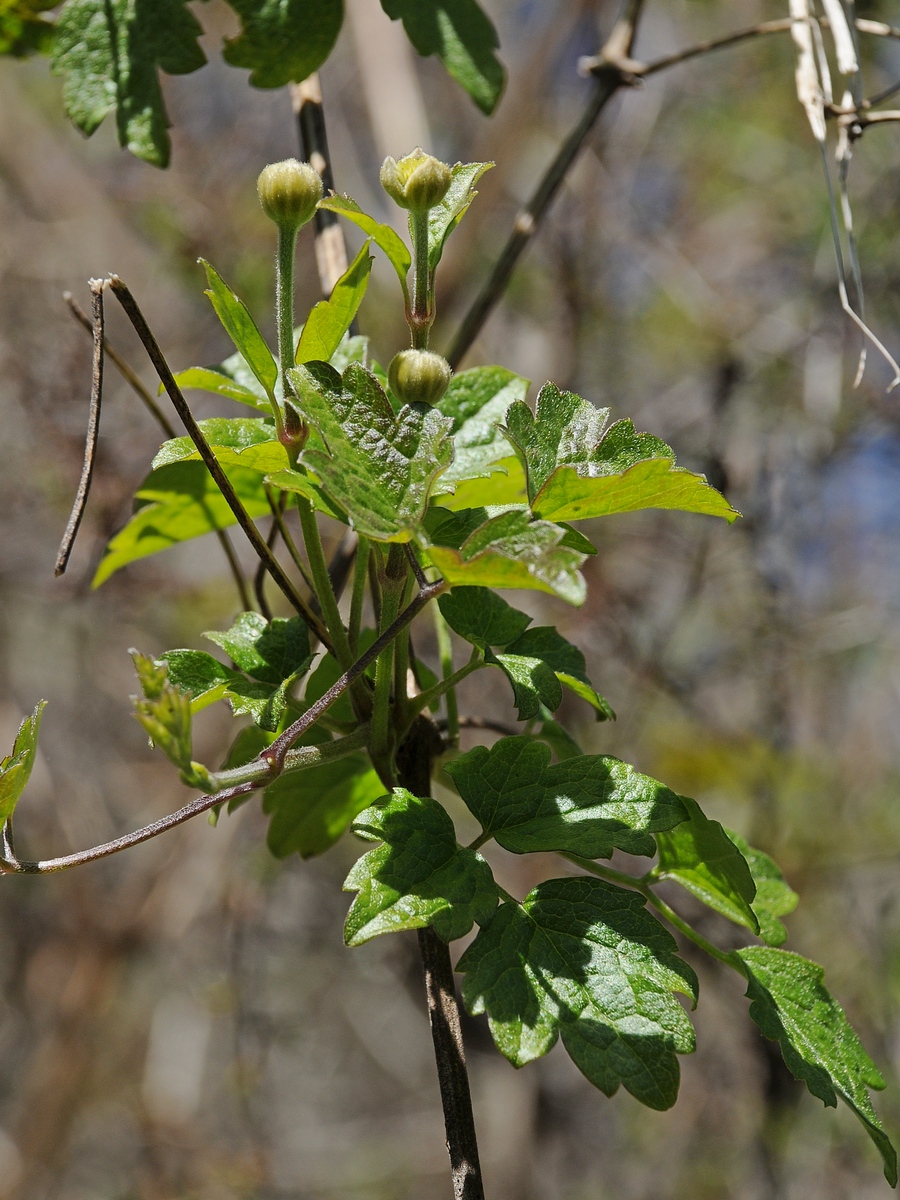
<box><xmin>2</xmin><ymin>1</ymin><xmax>900</xmax><ymax>1197</ymax></box>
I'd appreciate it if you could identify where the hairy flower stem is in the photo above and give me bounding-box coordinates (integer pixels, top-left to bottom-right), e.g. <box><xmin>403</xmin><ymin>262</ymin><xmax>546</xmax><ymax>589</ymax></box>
<box><xmin>434</xmin><ymin>605</ymin><xmax>459</xmax><ymax>746</ymax></box>
<box><xmin>276</xmin><ymin>225</ymin><xmax>299</xmax><ymax>413</ymax></box>
<box><xmin>411</xmin><ymin>210</ymin><xmax>432</xmax><ymax>349</ymax></box>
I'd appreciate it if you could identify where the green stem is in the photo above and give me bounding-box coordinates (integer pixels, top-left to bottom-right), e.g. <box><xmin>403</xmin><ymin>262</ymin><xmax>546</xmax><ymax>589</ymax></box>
<box><xmin>349</xmin><ymin>535</ymin><xmax>370</xmax><ymax>654</ymax></box>
<box><xmin>277</xmin><ymin>224</ymin><xmax>299</xmax><ymax>401</ymax></box>
<box><xmin>296</xmin><ymin>496</ymin><xmax>354</xmax><ymax>670</ymax></box>
<box><xmin>406</xmin><ymin>652</ymin><xmax>483</xmax><ymax>729</ymax></box>
<box><xmin>411</xmin><ymin>210</ymin><xmax>432</xmax><ymax>349</ymax></box>
<box><xmin>433</xmin><ymin>604</ymin><xmax>460</xmax><ymax>746</ymax></box>
<box><xmin>370</xmin><ymin>547</ymin><xmax>408</xmax><ymax>784</ymax></box>
<box><xmin>211</xmin><ymin>724</ymin><xmax>370</xmax><ymax>791</ymax></box>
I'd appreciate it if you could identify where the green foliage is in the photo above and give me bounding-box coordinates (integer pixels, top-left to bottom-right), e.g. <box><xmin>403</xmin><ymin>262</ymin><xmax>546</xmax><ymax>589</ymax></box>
<box><xmin>445</xmin><ymin>736</ymin><xmax>687</xmax><ymax>858</ymax></box>
<box><xmin>458</xmin><ymin>878</ymin><xmax>697</xmax><ymax>1109</ymax></box>
<box><xmin>380</xmin><ymin>0</ymin><xmax>504</xmax><ymax>114</ymax></box>
<box><xmin>131</xmin><ymin>654</ymin><xmax>210</xmax><ymax>786</ymax></box>
<box><xmin>738</xmin><ymin>947</ymin><xmax>898</xmax><ymax>1186</ymax></box>
<box><xmin>424</xmin><ymin>508</ymin><xmax>587</xmax><ymax>605</ymax></box>
<box><xmin>170</xmin><ymin>367</ymin><xmax>271</xmax><ymax>413</ymax></box>
<box><xmin>426</xmin><ymin>161</ymin><xmax>493</xmax><ymax>269</ymax></box>
<box><xmin>438</xmin><ymin>586</ymin><xmax>532</xmax><ymax>649</ymax></box>
<box><xmin>0</xmin><ymin>701</ymin><xmax>46</xmax><ymax>824</ymax></box>
<box><xmin>343</xmin><ymin>790</ymin><xmax>498</xmax><ymax>944</ymax></box>
<box><xmin>201</xmin><ymin>260</ymin><xmax>278</xmax><ymax>399</ymax></box>
<box><xmin>295</xmin><ymin>243</ymin><xmax>373</xmax><ymax>365</ymax></box>
<box><xmin>93</xmin><ymin>461</ymin><xmax>270</xmax><ymax>587</ymax></box>
<box><xmin>52</xmin><ymin>0</ymin><xmax>206</xmax><ymax>167</ymax></box>
<box><xmin>432</xmin><ymin>366</ymin><xmax>528</xmax><ymax>504</ymax></box>
<box><xmin>484</xmin><ymin>648</ymin><xmax>562</xmax><ymax>720</ymax></box>
<box><xmin>289</xmin><ymin>361</ymin><xmax>453</xmax><ymax>541</ymax></box>
<box><xmin>0</xmin><ymin>0</ymin><xmax>55</xmax><ymax>56</ymax></box>
<box><xmin>222</xmin><ymin>0</ymin><xmax>344</xmax><ymax>88</ymax></box>
<box><xmin>727</xmin><ymin>831</ymin><xmax>798</xmax><ymax>946</ymax></box>
<box><xmin>317</xmin><ymin>195</ymin><xmax>412</xmax><ymax>302</ymax></box>
<box><xmin>265</xmin><ymin>754</ymin><xmax>384</xmax><ymax>858</ymax></box>
<box><xmin>654</xmin><ymin>796</ymin><xmax>759</xmax><ymax>934</ymax></box>
<box><xmin>504</xmin><ymin>383</ymin><xmax>739</xmax><ymax>525</ymax></box>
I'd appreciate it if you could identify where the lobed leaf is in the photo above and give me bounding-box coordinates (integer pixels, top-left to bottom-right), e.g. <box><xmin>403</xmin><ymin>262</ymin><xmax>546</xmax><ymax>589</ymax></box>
<box><xmin>317</xmin><ymin>194</ymin><xmax>411</xmax><ymax>300</ymax></box>
<box><xmin>0</xmin><ymin>701</ymin><xmax>47</xmax><ymax>825</ymax></box>
<box><xmin>265</xmin><ymin>754</ymin><xmax>384</xmax><ymax>858</ymax></box>
<box><xmin>343</xmin><ymin>789</ymin><xmax>498</xmax><ymax>944</ymax></box>
<box><xmin>380</xmin><ymin>0</ymin><xmax>504</xmax><ymax>114</ymax></box>
<box><xmin>222</xmin><ymin>0</ymin><xmax>344</xmax><ymax>88</ymax></box>
<box><xmin>204</xmin><ymin>612</ymin><xmax>311</xmax><ymax>685</ymax></box>
<box><xmin>504</xmin><ymin>383</ymin><xmax>738</xmax><ymax>525</ymax></box>
<box><xmin>289</xmin><ymin>361</ymin><xmax>453</xmax><ymax>542</ymax></box>
<box><xmin>445</xmin><ymin>736</ymin><xmax>687</xmax><ymax>859</ymax></box>
<box><xmin>727</xmin><ymin>831</ymin><xmax>798</xmax><ymax>947</ymax></box>
<box><xmin>485</xmin><ymin>648</ymin><xmax>562</xmax><ymax>721</ymax></box>
<box><xmin>458</xmin><ymin>877</ymin><xmax>697</xmax><ymax>1109</ymax></box>
<box><xmin>424</xmin><ymin>507</ymin><xmax>587</xmax><ymax>606</ymax></box>
<box><xmin>52</xmin><ymin>0</ymin><xmax>206</xmax><ymax>166</ymax></box>
<box><xmin>738</xmin><ymin>947</ymin><xmax>897</xmax><ymax>1186</ymax></box>
<box><xmin>438</xmin><ymin>586</ymin><xmax>532</xmax><ymax>650</ymax></box>
<box><xmin>433</xmin><ymin>366</ymin><xmax>528</xmax><ymax>503</ymax></box>
<box><xmin>201</xmin><ymin>259</ymin><xmax>278</xmax><ymax>397</ymax></box>
<box><xmin>654</xmin><ymin>796</ymin><xmax>759</xmax><ymax>934</ymax></box>
<box><xmin>93</xmin><ymin>460</ymin><xmax>270</xmax><ymax>587</ymax></box>
<box><xmin>296</xmin><ymin>242</ymin><xmax>373</xmax><ymax>365</ymax></box>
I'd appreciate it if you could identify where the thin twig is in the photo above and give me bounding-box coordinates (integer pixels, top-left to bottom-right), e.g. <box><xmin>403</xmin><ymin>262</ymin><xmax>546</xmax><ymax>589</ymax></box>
<box><xmin>107</xmin><ymin>276</ymin><xmax>333</xmax><ymax>644</ymax></box>
<box><xmin>65</xmin><ymin>291</ymin><xmax>253</xmax><ymax>610</ymax></box>
<box><xmin>55</xmin><ymin>279</ymin><xmax>106</xmax><ymax>576</ymax></box>
<box><xmin>447</xmin><ymin>1</ymin><xmax>648</xmax><ymax>368</ymax></box>
<box><xmin>437</xmin><ymin>715</ymin><xmax>520</xmax><ymax>739</ymax></box>
<box><xmin>404</xmin><ymin>543</ymin><xmax>429</xmax><ymax>589</ymax></box>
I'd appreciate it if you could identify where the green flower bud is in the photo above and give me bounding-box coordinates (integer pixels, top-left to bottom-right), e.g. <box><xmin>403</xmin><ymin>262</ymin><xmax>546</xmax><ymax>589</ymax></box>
<box><xmin>257</xmin><ymin>159</ymin><xmax>323</xmax><ymax>231</ymax></box>
<box><xmin>380</xmin><ymin>149</ymin><xmax>452</xmax><ymax>212</ymax></box>
<box><xmin>388</xmin><ymin>350</ymin><xmax>452</xmax><ymax>407</ymax></box>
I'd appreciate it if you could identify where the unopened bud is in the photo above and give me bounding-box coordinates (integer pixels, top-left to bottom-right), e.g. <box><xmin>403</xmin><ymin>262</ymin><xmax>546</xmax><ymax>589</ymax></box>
<box><xmin>257</xmin><ymin>159</ymin><xmax>323</xmax><ymax>231</ymax></box>
<box><xmin>388</xmin><ymin>350</ymin><xmax>452</xmax><ymax>407</ymax></box>
<box><xmin>380</xmin><ymin>149</ymin><xmax>452</xmax><ymax>212</ymax></box>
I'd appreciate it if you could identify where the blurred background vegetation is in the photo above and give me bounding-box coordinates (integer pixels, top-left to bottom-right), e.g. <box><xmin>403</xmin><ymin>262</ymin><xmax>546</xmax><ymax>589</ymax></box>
<box><xmin>1</xmin><ymin>1</ymin><xmax>900</xmax><ymax>1197</ymax></box>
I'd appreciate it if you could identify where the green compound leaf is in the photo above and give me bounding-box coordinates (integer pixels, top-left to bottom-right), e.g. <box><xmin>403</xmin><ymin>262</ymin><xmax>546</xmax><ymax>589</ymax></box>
<box><xmin>204</xmin><ymin>612</ymin><xmax>311</xmax><ymax>686</ymax></box>
<box><xmin>160</xmin><ymin>649</ymin><xmax>241</xmax><ymax>713</ymax></box>
<box><xmin>458</xmin><ymin>877</ymin><xmax>697</xmax><ymax>1109</ymax></box>
<box><xmin>222</xmin><ymin>0</ymin><xmax>344</xmax><ymax>88</ymax></box>
<box><xmin>727</xmin><ymin>831</ymin><xmax>798</xmax><ymax>947</ymax></box>
<box><xmin>201</xmin><ymin>259</ymin><xmax>278</xmax><ymax>398</ymax></box>
<box><xmin>296</xmin><ymin>242</ymin><xmax>373</xmax><ymax>365</ymax></box>
<box><xmin>424</xmin><ymin>507</ymin><xmax>587</xmax><ymax>606</ymax></box>
<box><xmin>93</xmin><ymin>460</ymin><xmax>270</xmax><ymax>587</ymax></box>
<box><xmin>504</xmin><ymin>383</ymin><xmax>738</xmax><ymax>525</ymax></box>
<box><xmin>438</xmin><ymin>586</ymin><xmax>532</xmax><ymax>650</ymax></box>
<box><xmin>318</xmin><ymin>194</ymin><xmax>412</xmax><ymax>302</ymax></box>
<box><xmin>171</xmin><ymin>367</ymin><xmax>270</xmax><ymax>413</ymax></box>
<box><xmin>0</xmin><ymin>701</ymin><xmax>47</xmax><ymax>824</ymax></box>
<box><xmin>343</xmin><ymin>789</ymin><xmax>498</xmax><ymax>945</ymax></box>
<box><xmin>445</xmin><ymin>736</ymin><xmax>687</xmax><ymax>859</ymax></box>
<box><xmin>432</xmin><ymin>366</ymin><xmax>528</xmax><ymax>505</ymax></box>
<box><xmin>0</xmin><ymin>1</ymin><xmax>56</xmax><ymax>57</ymax></box>
<box><xmin>485</xmin><ymin>648</ymin><xmax>561</xmax><ymax>721</ymax></box>
<box><xmin>504</xmin><ymin>626</ymin><xmax>614</xmax><ymax>721</ymax></box>
<box><xmin>381</xmin><ymin>0</ymin><xmax>505</xmax><ymax>114</ymax></box>
<box><xmin>738</xmin><ymin>947</ymin><xmax>897</xmax><ymax>1186</ymax></box>
<box><xmin>289</xmin><ymin>361</ymin><xmax>453</xmax><ymax>542</ymax></box>
<box><xmin>426</xmin><ymin>160</ymin><xmax>493</xmax><ymax>270</ymax></box>
<box><xmin>654</xmin><ymin>796</ymin><xmax>759</xmax><ymax>934</ymax></box>
<box><xmin>52</xmin><ymin>0</ymin><xmax>206</xmax><ymax>167</ymax></box>
<box><xmin>264</xmin><ymin>754</ymin><xmax>384</xmax><ymax>859</ymax></box>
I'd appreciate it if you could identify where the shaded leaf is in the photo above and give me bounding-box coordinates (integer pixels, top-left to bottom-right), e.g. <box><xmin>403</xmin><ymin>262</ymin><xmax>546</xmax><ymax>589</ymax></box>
<box><xmin>504</xmin><ymin>383</ymin><xmax>738</xmax><ymax>525</ymax></box>
<box><xmin>201</xmin><ymin>259</ymin><xmax>278</xmax><ymax>397</ymax></box>
<box><xmin>727</xmin><ymin>831</ymin><xmax>798</xmax><ymax>947</ymax></box>
<box><xmin>485</xmin><ymin>647</ymin><xmax>562</xmax><ymax>721</ymax></box>
<box><xmin>445</xmin><ymin>736</ymin><xmax>687</xmax><ymax>859</ymax></box>
<box><xmin>438</xmin><ymin>585</ymin><xmax>532</xmax><ymax>650</ymax></box>
<box><xmin>533</xmin><ymin>708</ymin><xmax>583</xmax><ymax>761</ymax></box>
<box><xmin>265</xmin><ymin>753</ymin><xmax>384</xmax><ymax>858</ymax></box>
<box><xmin>458</xmin><ymin>877</ymin><xmax>697</xmax><ymax>1109</ymax></box>
<box><xmin>424</xmin><ymin>507</ymin><xmax>587</xmax><ymax>606</ymax></box>
<box><xmin>504</xmin><ymin>626</ymin><xmax>614</xmax><ymax>721</ymax></box>
<box><xmin>344</xmin><ymin>790</ymin><xmax>498</xmax><ymax>944</ymax></box>
<box><xmin>738</xmin><ymin>947</ymin><xmax>897</xmax><ymax>1186</ymax></box>
<box><xmin>93</xmin><ymin>461</ymin><xmax>270</xmax><ymax>587</ymax></box>
<box><xmin>222</xmin><ymin>0</ymin><xmax>343</xmax><ymax>88</ymax></box>
<box><xmin>318</xmin><ymin>194</ymin><xmax>411</xmax><ymax>300</ymax></box>
<box><xmin>0</xmin><ymin>0</ymin><xmax>55</xmax><ymax>56</ymax></box>
<box><xmin>264</xmin><ymin>467</ymin><xmax>348</xmax><ymax>522</ymax></box>
<box><xmin>52</xmin><ymin>0</ymin><xmax>205</xmax><ymax>166</ymax></box>
<box><xmin>0</xmin><ymin>701</ymin><xmax>47</xmax><ymax>824</ymax></box>
<box><xmin>296</xmin><ymin>242</ymin><xmax>373</xmax><ymax>365</ymax></box>
<box><xmin>655</xmin><ymin>796</ymin><xmax>758</xmax><ymax>934</ymax></box>
<box><xmin>289</xmin><ymin>361</ymin><xmax>453</xmax><ymax>541</ymax></box>
<box><xmin>204</xmin><ymin>612</ymin><xmax>311</xmax><ymax>685</ymax></box>
<box><xmin>381</xmin><ymin>0</ymin><xmax>504</xmax><ymax>114</ymax></box>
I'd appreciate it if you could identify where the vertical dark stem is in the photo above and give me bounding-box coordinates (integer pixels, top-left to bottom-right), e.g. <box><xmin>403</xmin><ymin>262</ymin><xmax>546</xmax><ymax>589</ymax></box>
<box><xmin>397</xmin><ymin>721</ymin><xmax>485</xmax><ymax>1200</ymax></box>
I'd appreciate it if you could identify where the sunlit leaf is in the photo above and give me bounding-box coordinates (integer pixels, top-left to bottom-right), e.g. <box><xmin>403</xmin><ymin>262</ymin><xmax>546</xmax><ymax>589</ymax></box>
<box><xmin>296</xmin><ymin>242</ymin><xmax>373</xmax><ymax>365</ymax></box>
<box><xmin>222</xmin><ymin>0</ymin><xmax>344</xmax><ymax>88</ymax></box>
<box><xmin>0</xmin><ymin>701</ymin><xmax>47</xmax><ymax>824</ymax></box>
